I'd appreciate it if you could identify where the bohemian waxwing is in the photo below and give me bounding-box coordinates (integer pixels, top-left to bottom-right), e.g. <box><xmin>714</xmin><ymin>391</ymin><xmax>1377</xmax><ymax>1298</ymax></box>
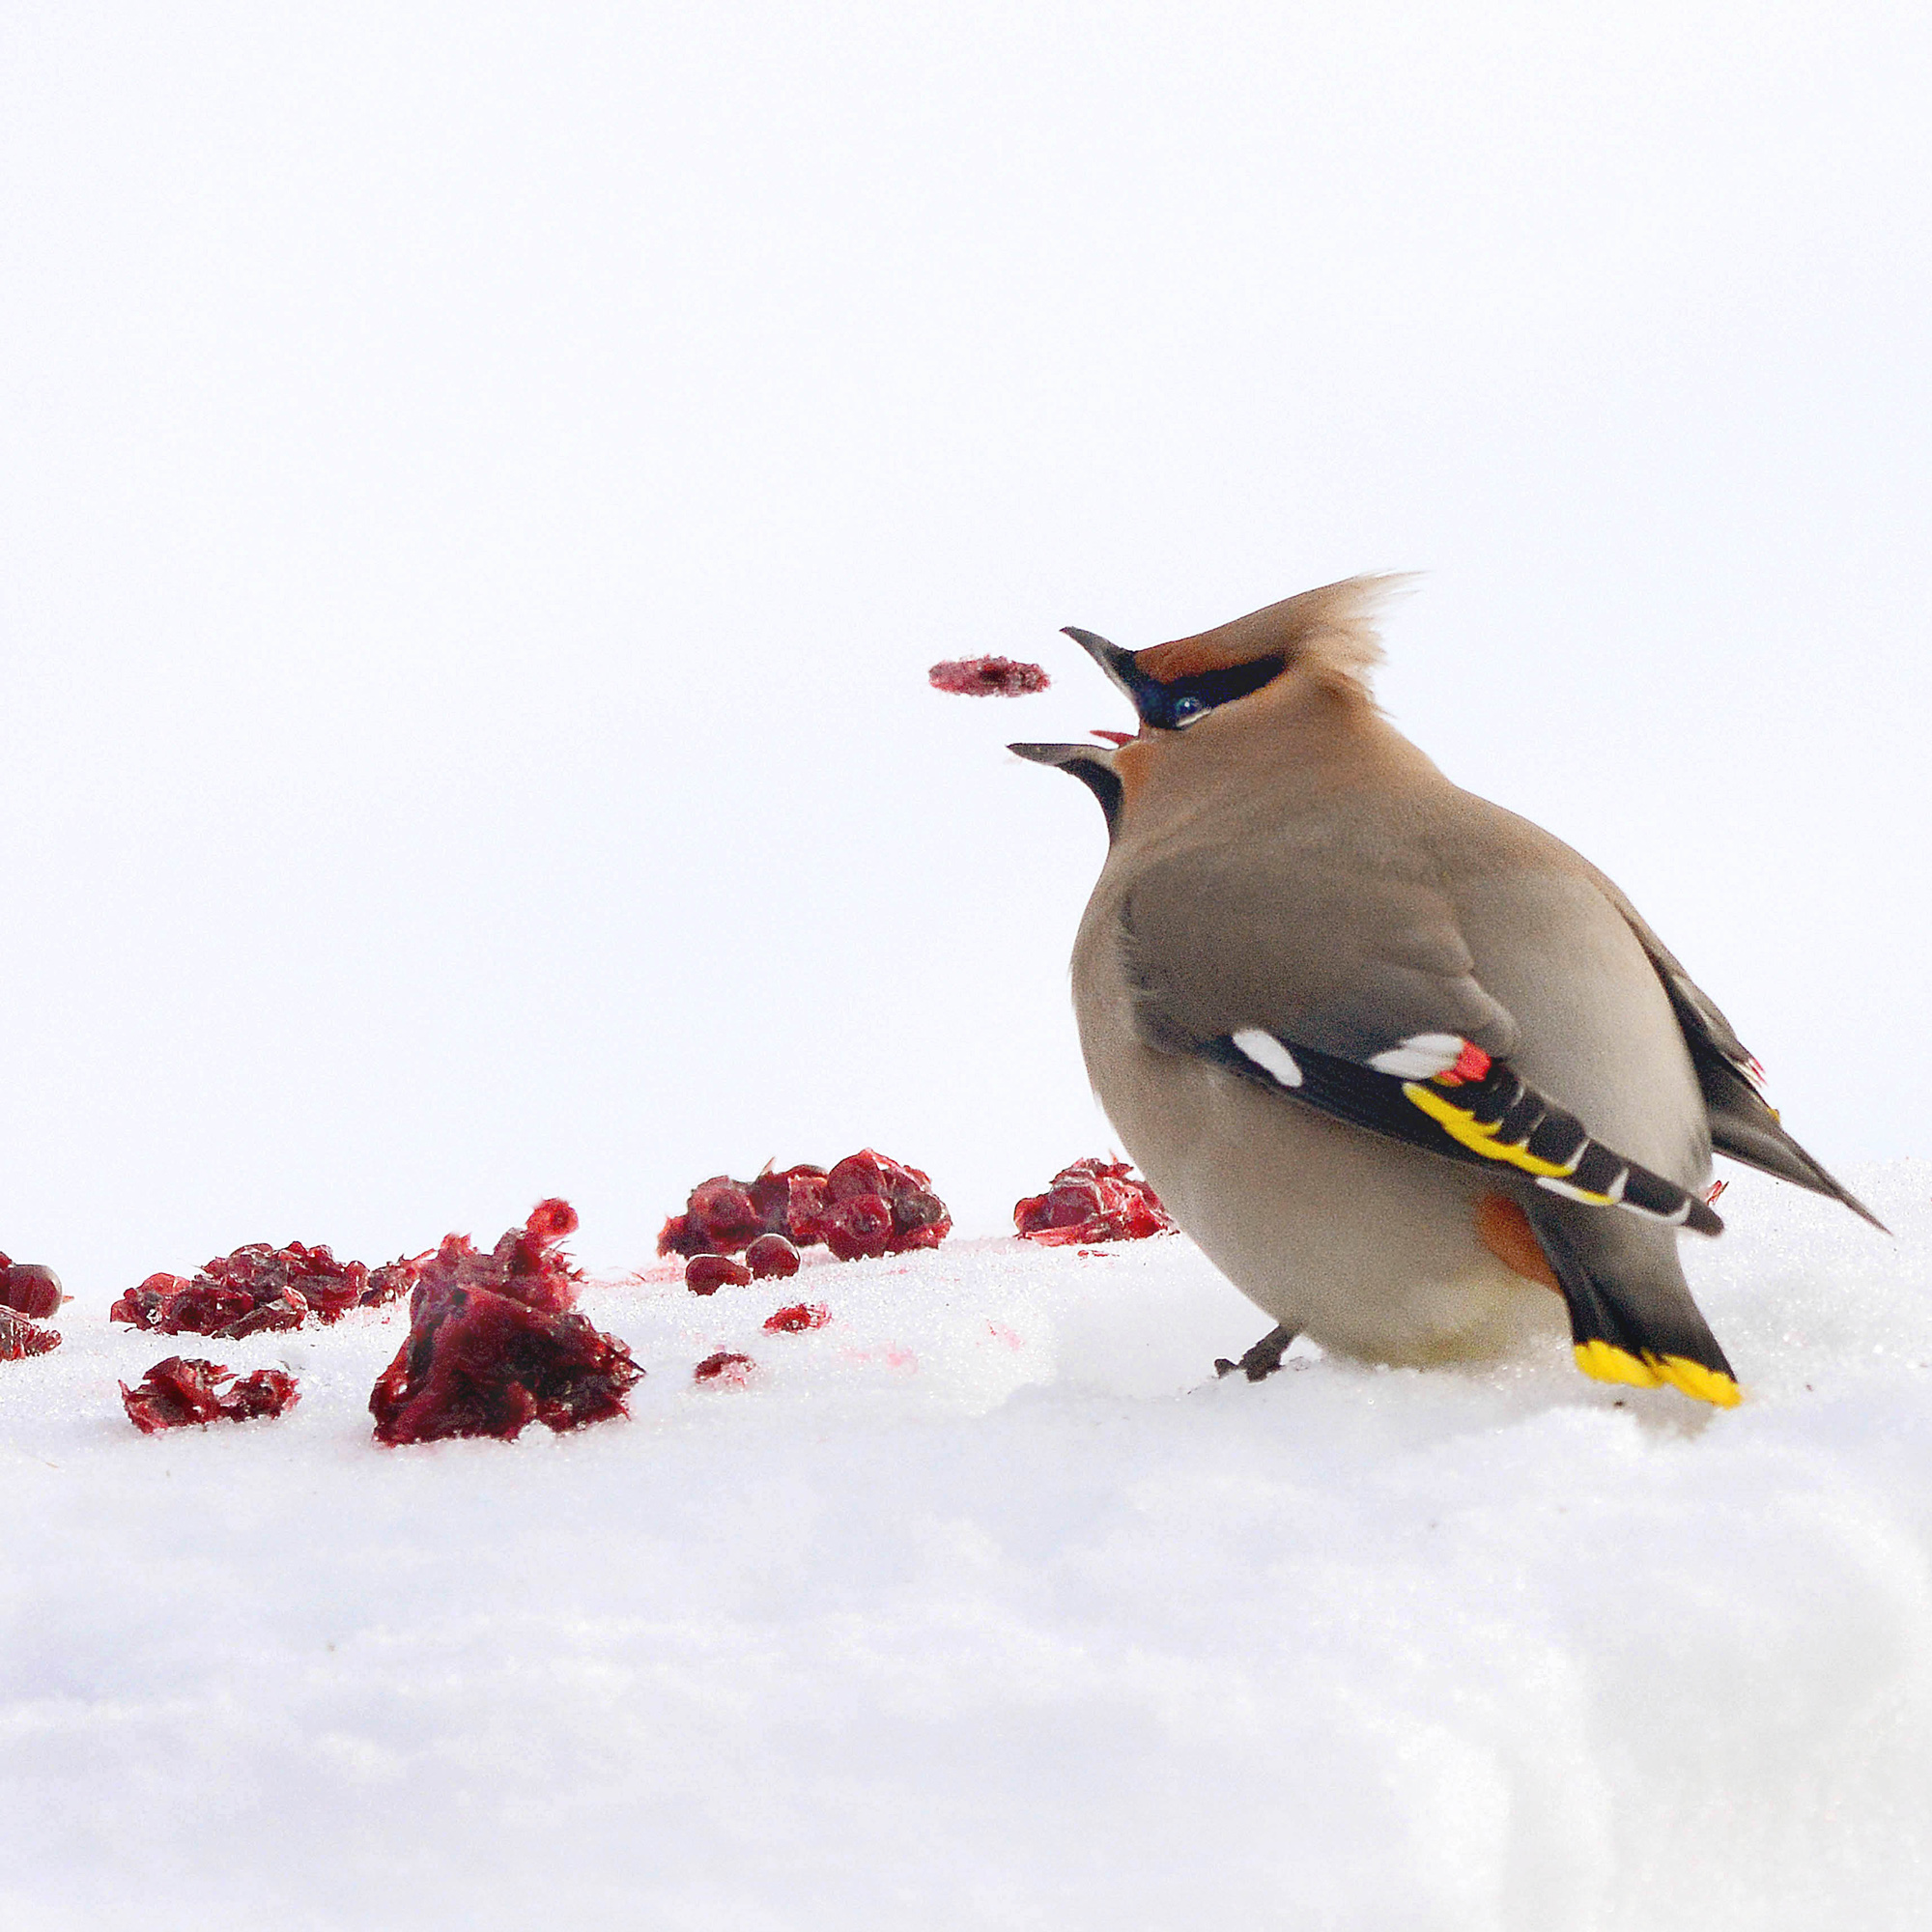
<box><xmin>1011</xmin><ymin>576</ymin><xmax>1879</xmax><ymax>1408</ymax></box>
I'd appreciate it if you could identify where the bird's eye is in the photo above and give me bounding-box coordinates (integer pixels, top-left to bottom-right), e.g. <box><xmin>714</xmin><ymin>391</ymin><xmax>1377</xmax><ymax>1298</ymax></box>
<box><xmin>1170</xmin><ymin>695</ymin><xmax>1209</xmax><ymax>726</ymax></box>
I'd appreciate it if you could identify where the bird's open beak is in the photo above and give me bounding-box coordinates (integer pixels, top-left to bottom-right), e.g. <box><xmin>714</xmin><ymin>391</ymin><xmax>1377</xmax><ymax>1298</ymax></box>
<box><xmin>1009</xmin><ymin>741</ymin><xmax>1109</xmax><ymax>770</ymax></box>
<box><xmin>1063</xmin><ymin>626</ymin><xmax>1159</xmax><ymax>735</ymax></box>
<box><xmin>1008</xmin><ymin>740</ymin><xmax>1124</xmax><ymax>838</ymax></box>
<box><xmin>1062</xmin><ymin>626</ymin><xmax>1139</xmax><ymax>694</ymax></box>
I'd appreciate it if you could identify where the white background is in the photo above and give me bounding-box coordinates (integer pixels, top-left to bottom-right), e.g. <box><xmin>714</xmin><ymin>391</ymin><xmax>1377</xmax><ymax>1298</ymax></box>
<box><xmin>5</xmin><ymin>2</ymin><xmax>1927</xmax><ymax>1295</ymax></box>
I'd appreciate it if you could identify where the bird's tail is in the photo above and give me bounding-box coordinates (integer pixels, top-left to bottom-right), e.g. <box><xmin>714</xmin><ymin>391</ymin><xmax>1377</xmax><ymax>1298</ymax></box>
<box><xmin>1526</xmin><ymin>1201</ymin><xmax>1741</xmax><ymax>1408</ymax></box>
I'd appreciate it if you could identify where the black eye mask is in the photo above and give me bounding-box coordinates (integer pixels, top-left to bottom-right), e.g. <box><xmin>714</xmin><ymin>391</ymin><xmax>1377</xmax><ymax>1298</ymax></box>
<box><xmin>1138</xmin><ymin>654</ymin><xmax>1287</xmax><ymax>730</ymax></box>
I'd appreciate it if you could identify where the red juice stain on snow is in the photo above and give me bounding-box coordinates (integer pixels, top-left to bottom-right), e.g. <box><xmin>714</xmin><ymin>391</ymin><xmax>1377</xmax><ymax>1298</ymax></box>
<box><xmin>985</xmin><ymin>1321</ymin><xmax>1024</xmax><ymax>1351</ymax></box>
<box><xmin>840</xmin><ymin>1344</ymin><xmax>919</xmax><ymax>1375</ymax></box>
<box><xmin>121</xmin><ymin>1356</ymin><xmax>300</xmax><ymax>1434</ymax></box>
<box><xmin>693</xmin><ymin>1350</ymin><xmax>755</xmax><ymax>1387</ymax></box>
<box><xmin>927</xmin><ymin>657</ymin><xmax>1050</xmax><ymax>697</ymax></box>
<box><xmin>762</xmin><ymin>1302</ymin><xmax>831</xmax><ymax>1334</ymax></box>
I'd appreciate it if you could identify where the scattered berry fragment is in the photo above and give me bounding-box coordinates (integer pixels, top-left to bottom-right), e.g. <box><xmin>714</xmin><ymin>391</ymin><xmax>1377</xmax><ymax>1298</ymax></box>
<box><xmin>368</xmin><ymin>1200</ymin><xmax>641</xmax><ymax>1446</ymax></box>
<box><xmin>693</xmin><ymin>1350</ymin><xmax>755</xmax><ymax>1386</ymax></box>
<box><xmin>120</xmin><ymin>1356</ymin><xmax>300</xmax><ymax>1434</ymax></box>
<box><xmin>1014</xmin><ymin>1157</ymin><xmax>1176</xmax><ymax>1244</ymax></box>
<box><xmin>745</xmin><ymin>1234</ymin><xmax>801</xmax><ymax>1280</ymax></box>
<box><xmin>762</xmin><ymin>1302</ymin><xmax>831</xmax><ymax>1333</ymax></box>
<box><xmin>686</xmin><ymin>1253</ymin><xmax>753</xmax><ymax>1294</ymax></box>
<box><xmin>111</xmin><ymin>1240</ymin><xmax>428</xmax><ymax>1337</ymax></box>
<box><xmin>928</xmin><ymin>656</ymin><xmax>1050</xmax><ymax>697</ymax></box>
<box><xmin>0</xmin><ymin>1307</ymin><xmax>61</xmax><ymax>1359</ymax></box>
<box><xmin>660</xmin><ymin>1151</ymin><xmax>950</xmax><ymax>1263</ymax></box>
<box><xmin>0</xmin><ymin>1259</ymin><xmax>63</xmax><ymax>1321</ymax></box>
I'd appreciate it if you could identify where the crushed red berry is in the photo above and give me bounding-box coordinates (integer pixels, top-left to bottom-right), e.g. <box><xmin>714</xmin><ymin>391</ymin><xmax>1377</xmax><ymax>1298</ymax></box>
<box><xmin>660</xmin><ymin>1151</ymin><xmax>950</xmax><ymax>1263</ymax></box>
<box><xmin>0</xmin><ymin>1307</ymin><xmax>61</xmax><ymax>1359</ymax></box>
<box><xmin>762</xmin><ymin>1302</ymin><xmax>831</xmax><ymax>1333</ymax></box>
<box><xmin>824</xmin><ymin>1192</ymin><xmax>893</xmax><ymax>1262</ymax></box>
<box><xmin>745</xmin><ymin>1234</ymin><xmax>801</xmax><ymax>1279</ymax></box>
<box><xmin>0</xmin><ymin>1258</ymin><xmax>63</xmax><ymax>1321</ymax></box>
<box><xmin>928</xmin><ymin>656</ymin><xmax>1050</xmax><ymax>697</ymax></box>
<box><xmin>120</xmin><ymin>1356</ymin><xmax>301</xmax><ymax>1434</ymax></box>
<box><xmin>111</xmin><ymin>1239</ymin><xmax>429</xmax><ymax>1338</ymax></box>
<box><xmin>369</xmin><ymin>1200</ymin><xmax>641</xmax><ymax>1446</ymax></box>
<box><xmin>693</xmin><ymin>1350</ymin><xmax>755</xmax><ymax>1386</ymax></box>
<box><xmin>1014</xmin><ymin>1157</ymin><xmax>1176</xmax><ymax>1245</ymax></box>
<box><xmin>686</xmin><ymin>1253</ymin><xmax>752</xmax><ymax>1294</ymax></box>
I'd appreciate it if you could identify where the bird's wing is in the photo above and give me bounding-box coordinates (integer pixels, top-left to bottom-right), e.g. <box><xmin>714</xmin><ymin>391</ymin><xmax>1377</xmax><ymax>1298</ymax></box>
<box><xmin>1593</xmin><ymin>889</ymin><xmax>1885</xmax><ymax>1229</ymax></box>
<box><xmin>1121</xmin><ymin>851</ymin><xmax>1724</xmax><ymax>1236</ymax></box>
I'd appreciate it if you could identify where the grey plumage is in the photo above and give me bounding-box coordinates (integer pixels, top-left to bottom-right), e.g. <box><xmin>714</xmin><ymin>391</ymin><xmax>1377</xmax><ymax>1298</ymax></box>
<box><xmin>1013</xmin><ymin>577</ymin><xmax>1877</xmax><ymax>1406</ymax></box>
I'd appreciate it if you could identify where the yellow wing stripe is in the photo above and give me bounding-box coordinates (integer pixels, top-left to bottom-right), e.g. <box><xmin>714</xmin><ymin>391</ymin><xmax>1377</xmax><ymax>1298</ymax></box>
<box><xmin>1573</xmin><ymin>1341</ymin><xmax>1742</xmax><ymax>1408</ymax></box>
<box><xmin>1403</xmin><ymin>1082</ymin><xmax>1580</xmax><ymax>1179</ymax></box>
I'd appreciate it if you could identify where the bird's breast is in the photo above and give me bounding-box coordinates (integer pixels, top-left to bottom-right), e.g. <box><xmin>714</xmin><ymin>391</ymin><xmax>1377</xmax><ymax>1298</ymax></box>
<box><xmin>1068</xmin><ymin>888</ymin><xmax>1561</xmax><ymax>1365</ymax></box>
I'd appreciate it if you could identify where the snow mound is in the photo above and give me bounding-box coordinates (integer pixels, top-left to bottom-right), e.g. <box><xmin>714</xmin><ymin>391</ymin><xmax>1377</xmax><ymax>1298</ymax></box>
<box><xmin>3</xmin><ymin>1164</ymin><xmax>1929</xmax><ymax>1928</ymax></box>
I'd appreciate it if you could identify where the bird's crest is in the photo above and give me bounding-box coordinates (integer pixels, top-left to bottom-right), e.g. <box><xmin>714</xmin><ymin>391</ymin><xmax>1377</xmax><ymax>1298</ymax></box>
<box><xmin>1135</xmin><ymin>574</ymin><xmax>1410</xmax><ymax>700</ymax></box>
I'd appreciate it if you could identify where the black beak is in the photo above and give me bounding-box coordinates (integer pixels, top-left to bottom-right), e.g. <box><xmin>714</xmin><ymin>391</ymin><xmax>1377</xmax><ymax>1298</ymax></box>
<box><xmin>1062</xmin><ymin>627</ymin><xmax>1157</xmax><ymax>719</ymax></box>
<box><xmin>1008</xmin><ymin>741</ymin><xmax>1124</xmax><ymax>839</ymax></box>
<box><xmin>1066</xmin><ymin>626</ymin><xmax>1167</xmax><ymax>730</ymax></box>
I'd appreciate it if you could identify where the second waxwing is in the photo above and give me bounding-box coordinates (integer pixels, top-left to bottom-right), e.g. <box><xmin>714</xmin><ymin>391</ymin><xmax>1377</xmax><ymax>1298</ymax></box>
<box><xmin>1012</xmin><ymin>576</ymin><xmax>1880</xmax><ymax>1407</ymax></box>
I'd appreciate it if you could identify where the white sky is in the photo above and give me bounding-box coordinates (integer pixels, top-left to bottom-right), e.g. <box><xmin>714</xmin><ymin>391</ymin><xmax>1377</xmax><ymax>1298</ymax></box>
<box><xmin>4</xmin><ymin>2</ymin><xmax>1928</xmax><ymax>1296</ymax></box>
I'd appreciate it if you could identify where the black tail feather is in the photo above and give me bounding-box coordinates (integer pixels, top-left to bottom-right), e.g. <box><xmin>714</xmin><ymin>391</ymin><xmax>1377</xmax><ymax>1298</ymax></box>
<box><xmin>1529</xmin><ymin>1203</ymin><xmax>1741</xmax><ymax>1408</ymax></box>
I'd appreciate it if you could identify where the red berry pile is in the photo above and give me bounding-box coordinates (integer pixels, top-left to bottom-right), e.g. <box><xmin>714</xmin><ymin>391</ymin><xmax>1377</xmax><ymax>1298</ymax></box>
<box><xmin>111</xmin><ymin>1241</ymin><xmax>429</xmax><ymax>1339</ymax></box>
<box><xmin>1013</xmin><ymin>1157</ymin><xmax>1175</xmax><ymax>1245</ymax></box>
<box><xmin>121</xmin><ymin>1356</ymin><xmax>302</xmax><ymax>1434</ymax></box>
<box><xmin>369</xmin><ymin>1199</ymin><xmax>641</xmax><ymax>1446</ymax></box>
<box><xmin>927</xmin><ymin>656</ymin><xmax>1050</xmax><ymax>697</ymax></box>
<box><xmin>662</xmin><ymin>1151</ymin><xmax>951</xmax><ymax>1281</ymax></box>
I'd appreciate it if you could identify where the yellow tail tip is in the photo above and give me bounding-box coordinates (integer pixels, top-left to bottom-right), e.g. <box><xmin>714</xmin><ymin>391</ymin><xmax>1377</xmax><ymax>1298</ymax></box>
<box><xmin>1649</xmin><ymin>1353</ymin><xmax>1744</xmax><ymax>1408</ymax></box>
<box><xmin>1573</xmin><ymin>1341</ymin><xmax>1741</xmax><ymax>1406</ymax></box>
<box><xmin>1574</xmin><ymin>1340</ymin><xmax>1664</xmax><ymax>1390</ymax></box>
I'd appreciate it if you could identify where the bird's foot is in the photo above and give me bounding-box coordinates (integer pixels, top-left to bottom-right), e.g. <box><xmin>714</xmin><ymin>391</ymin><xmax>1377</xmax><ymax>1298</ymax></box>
<box><xmin>1214</xmin><ymin>1323</ymin><xmax>1297</xmax><ymax>1382</ymax></box>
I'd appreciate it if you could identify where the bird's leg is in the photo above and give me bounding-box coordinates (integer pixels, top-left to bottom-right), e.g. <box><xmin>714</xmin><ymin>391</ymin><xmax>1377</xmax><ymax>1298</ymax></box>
<box><xmin>1214</xmin><ymin>1323</ymin><xmax>1298</xmax><ymax>1382</ymax></box>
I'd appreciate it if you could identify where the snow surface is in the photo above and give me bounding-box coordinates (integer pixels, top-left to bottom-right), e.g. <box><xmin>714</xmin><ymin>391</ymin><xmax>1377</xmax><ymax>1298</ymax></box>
<box><xmin>5</xmin><ymin>1164</ymin><xmax>1931</xmax><ymax>1930</ymax></box>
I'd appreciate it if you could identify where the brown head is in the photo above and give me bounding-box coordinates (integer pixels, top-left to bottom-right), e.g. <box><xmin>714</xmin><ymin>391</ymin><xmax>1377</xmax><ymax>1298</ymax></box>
<box><xmin>1066</xmin><ymin>574</ymin><xmax>1403</xmax><ymax>727</ymax></box>
<box><xmin>1012</xmin><ymin>574</ymin><xmax>1412</xmax><ymax>828</ymax></box>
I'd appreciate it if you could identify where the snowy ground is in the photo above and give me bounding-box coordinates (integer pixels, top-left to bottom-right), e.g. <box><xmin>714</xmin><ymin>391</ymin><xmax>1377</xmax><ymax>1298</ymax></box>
<box><xmin>4</xmin><ymin>1163</ymin><xmax>1930</xmax><ymax>1931</ymax></box>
